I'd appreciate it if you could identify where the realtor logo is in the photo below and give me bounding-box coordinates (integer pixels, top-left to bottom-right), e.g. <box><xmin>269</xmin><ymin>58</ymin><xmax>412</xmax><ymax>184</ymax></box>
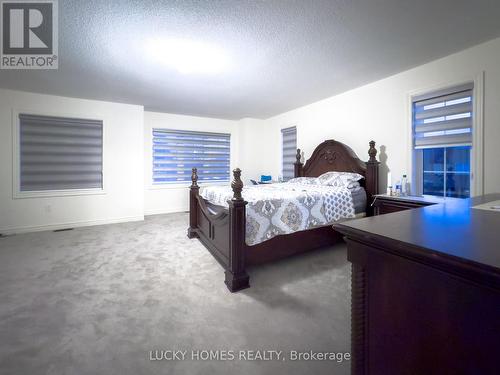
<box><xmin>1</xmin><ymin>0</ymin><xmax>58</xmax><ymax>69</ymax></box>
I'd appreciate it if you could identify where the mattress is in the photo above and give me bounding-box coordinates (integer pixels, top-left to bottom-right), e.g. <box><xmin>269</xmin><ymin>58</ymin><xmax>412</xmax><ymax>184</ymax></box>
<box><xmin>200</xmin><ymin>183</ymin><xmax>363</xmax><ymax>246</ymax></box>
<box><xmin>206</xmin><ymin>186</ymin><xmax>367</xmax><ymax>214</ymax></box>
<box><xmin>351</xmin><ymin>187</ymin><xmax>367</xmax><ymax>214</ymax></box>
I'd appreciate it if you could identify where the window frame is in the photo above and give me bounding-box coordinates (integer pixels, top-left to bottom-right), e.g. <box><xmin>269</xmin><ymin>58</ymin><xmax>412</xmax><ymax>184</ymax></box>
<box><xmin>12</xmin><ymin>109</ymin><xmax>107</xmax><ymax>199</ymax></box>
<box><xmin>408</xmin><ymin>73</ymin><xmax>484</xmax><ymax>197</ymax></box>
<box><xmin>150</xmin><ymin>128</ymin><xmax>231</xmax><ymax>187</ymax></box>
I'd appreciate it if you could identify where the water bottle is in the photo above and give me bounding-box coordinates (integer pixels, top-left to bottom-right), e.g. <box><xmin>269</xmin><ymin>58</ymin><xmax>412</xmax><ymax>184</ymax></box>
<box><xmin>395</xmin><ymin>181</ymin><xmax>401</xmax><ymax>196</ymax></box>
<box><xmin>401</xmin><ymin>174</ymin><xmax>408</xmax><ymax>196</ymax></box>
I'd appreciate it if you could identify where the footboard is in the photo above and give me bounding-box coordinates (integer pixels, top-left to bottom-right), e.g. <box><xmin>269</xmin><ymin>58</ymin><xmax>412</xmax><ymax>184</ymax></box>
<box><xmin>187</xmin><ymin>168</ymin><xmax>249</xmax><ymax>292</ymax></box>
<box><xmin>195</xmin><ymin>197</ymin><xmax>231</xmax><ymax>267</ymax></box>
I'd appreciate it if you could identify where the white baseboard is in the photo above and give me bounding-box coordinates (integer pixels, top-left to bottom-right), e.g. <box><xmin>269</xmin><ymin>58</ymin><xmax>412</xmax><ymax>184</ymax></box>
<box><xmin>0</xmin><ymin>215</ymin><xmax>145</xmax><ymax>235</ymax></box>
<box><xmin>144</xmin><ymin>207</ymin><xmax>188</xmax><ymax>216</ymax></box>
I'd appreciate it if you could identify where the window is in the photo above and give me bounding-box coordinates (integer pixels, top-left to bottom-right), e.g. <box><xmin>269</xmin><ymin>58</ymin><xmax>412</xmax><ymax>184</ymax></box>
<box><xmin>18</xmin><ymin>114</ymin><xmax>103</xmax><ymax>192</ymax></box>
<box><xmin>152</xmin><ymin>129</ymin><xmax>230</xmax><ymax>184</ymax></box>
<box><xmin>412</xmin><ymin>83</ymin><xmax>473</xmax><ymax>198</ymax></box>
<box><xmin>281</xmin><ymin>126</ymin><xmax>297</xmax><ymax>181</ymax></box>
<box><xmin>422</xmin><ymin>146</ymin><xmax>470</xmax><ymax>198</ymax></box>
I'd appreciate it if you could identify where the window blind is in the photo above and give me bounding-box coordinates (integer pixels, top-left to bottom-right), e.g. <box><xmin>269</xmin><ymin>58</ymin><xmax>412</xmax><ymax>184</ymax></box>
<box><xmin>413</xmin><ymin>83</ymin><xmax>473</xmax><ymax>149</ymax></box>
<box><xmin>152</xmin><ymin>129</ymin><xmax>230</xmax><ymax>184</ymax></box>
<box><xmin>281</xmin><ymin>126</ymin><xmax>297</xmax><ymax>181</ymax></box>
<box><xmin>19</xmin><ymin>114</ymin><xmax>103</xmax><ymax>191</ymax></box>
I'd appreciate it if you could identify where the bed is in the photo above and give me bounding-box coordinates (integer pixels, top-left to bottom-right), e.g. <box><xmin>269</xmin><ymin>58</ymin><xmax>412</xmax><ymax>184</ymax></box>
<box><xmin>187</xmin><ymin>139</ymin><xmax>380</xmax><ymax>292</ymax></box>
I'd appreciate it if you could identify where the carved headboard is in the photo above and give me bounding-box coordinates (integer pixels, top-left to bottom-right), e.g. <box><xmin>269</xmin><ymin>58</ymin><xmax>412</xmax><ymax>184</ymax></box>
<box><xmin>294</xmin><ymin>140</ymin><xmax>380</xmax><ymax>215</ymax></box>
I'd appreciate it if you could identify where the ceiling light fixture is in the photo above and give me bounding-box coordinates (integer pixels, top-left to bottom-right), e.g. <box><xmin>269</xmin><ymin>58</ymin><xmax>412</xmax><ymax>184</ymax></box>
<box><xmin>145</xmin><ymin>38</ymin><xmax>230</xmax><ymax>75</ymax></box>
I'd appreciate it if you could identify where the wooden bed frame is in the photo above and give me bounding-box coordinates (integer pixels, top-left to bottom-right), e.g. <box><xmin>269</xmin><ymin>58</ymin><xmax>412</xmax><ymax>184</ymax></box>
<box><xmin>187</xmin><ymin>139</ymin><xmax>380</xmax><ymax>292</ymax></box>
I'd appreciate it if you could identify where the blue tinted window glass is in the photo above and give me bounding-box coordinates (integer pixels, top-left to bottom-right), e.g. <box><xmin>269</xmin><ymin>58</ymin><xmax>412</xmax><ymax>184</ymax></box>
<box><xmin>446</xmin><ymin>146</ymin><xmax>470</xmax><ymax>172</ymax></box>
<box><xmin>422</xmin><ymin>146</ymin><xmax>470</xmax><ymax>198</ymax></box>
<box><xmin>446</xmin><ymin>146</ymin><xmax>470</xmax><ymax>198</ymax></box>
<box><xmin>423</xmin><ymin>172</ymin><xmax>444</xmax><ymax>197</ymax></box>
<box><xmin>423</xmin><ymin>148</ymin><xmax>444</xmax><ymax>197</ymax></box>
<box><xmin>423</xmin><ymin>148</ymin><xmax>444</xmax><ymax>172</ymax></box>
<box><xmin>446</xmin><ymin>173</ymin><xmax>470</xmax><ymax>198</ymax></box>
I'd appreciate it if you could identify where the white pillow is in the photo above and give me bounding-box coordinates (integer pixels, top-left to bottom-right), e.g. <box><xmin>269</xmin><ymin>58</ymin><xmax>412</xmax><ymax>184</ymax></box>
<box><xmin>287</xmin><ymin>177</ymin><xmax>320</xmax><ymax>185</ymax></box>
<box><xmin>318</xmin><ymin>171</ymin><xmax>364</xmax><ymax>187</ymax></box>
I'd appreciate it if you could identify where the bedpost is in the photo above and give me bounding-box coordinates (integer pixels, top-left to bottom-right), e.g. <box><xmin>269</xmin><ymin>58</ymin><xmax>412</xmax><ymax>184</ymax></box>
<box><xmin>225</xmin><ymin>168</ymin><xmax>250</xmax><ymax>292</ymax></box>
<box><xmin>366</xmin><ymin>141</ymin><xmax>380</xmax><ymax>216</ymax></box>
<box><xmin>187</xmin><ymin>168</ymin><xmax>199</xmax><ymax>238</ymax></box>
<box><xmin>294</xmin><ymin>148</ymin><xmax>303</xmax><ymax>177</ymax></box>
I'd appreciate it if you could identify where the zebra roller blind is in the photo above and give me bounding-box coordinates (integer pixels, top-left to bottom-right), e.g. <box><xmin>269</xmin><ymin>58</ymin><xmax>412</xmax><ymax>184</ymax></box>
<box><xmin>19</xmin><ymin>114</ymin><xmax>103</xmax><ymax>192</ymax></box>
<box><xmin>281</xmin><ymin>126</ymin><xmax>297</xmax><ymax>181</ymax></box>
<box><xmin>153</xmin><ymin>129</ymin><xmax>230</xmax><ymax>184</ymax></box>
<box><xmin>413</xmin><ymin>83</ymin><xmax>473</xmax><ymax>149</ymax></box>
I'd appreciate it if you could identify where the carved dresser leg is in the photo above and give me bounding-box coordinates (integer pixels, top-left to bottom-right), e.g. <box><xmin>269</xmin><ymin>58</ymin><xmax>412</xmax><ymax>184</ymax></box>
<box><xmin>351</xmin><ymin>263</ymin><xmax>367</xmax><ymax>375</ymax></box>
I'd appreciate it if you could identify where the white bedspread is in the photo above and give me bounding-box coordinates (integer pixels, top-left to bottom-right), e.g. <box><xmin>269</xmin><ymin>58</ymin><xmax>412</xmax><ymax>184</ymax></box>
<box><xmin>200</xmin><ymin>183</ymin><xmax>355</xmax><ymax>246</ymax></box>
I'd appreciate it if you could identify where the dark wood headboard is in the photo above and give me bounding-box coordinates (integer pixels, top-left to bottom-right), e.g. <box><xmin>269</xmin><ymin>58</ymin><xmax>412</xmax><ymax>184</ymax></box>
<box><xmin>294</xmin><ymin>140</ymin><xmax>380</xmax><ymax>214</ymax></box>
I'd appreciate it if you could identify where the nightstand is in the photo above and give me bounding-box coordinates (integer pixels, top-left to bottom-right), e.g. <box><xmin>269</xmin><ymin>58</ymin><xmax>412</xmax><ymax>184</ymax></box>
<box><xmin>371</xmin><ymin>194</ymin><xmax>450</xmax><ymax>215</ymax></box>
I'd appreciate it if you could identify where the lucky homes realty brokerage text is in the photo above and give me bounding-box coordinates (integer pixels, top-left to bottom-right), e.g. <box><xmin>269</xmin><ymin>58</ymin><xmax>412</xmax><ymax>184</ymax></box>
<box><xmin>149</xmin><ymin>350</ymin><xmax>351</xmax><ymax>363</ymax></box>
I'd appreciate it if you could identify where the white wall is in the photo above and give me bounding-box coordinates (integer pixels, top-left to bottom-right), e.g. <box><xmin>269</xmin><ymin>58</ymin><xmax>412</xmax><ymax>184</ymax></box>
<box><xmin>0</xmin><ymin>89</ymin><xmax>144</xmax><ymax>234</ymax></box>
<box><xmin>266</xmin><ymin>37</ymin><xmax>500</xmax><ymax>195</ymax></box>
<box><xmin>236</xmin><ymin>118</ymin><xmax>280</xmax><ymax>183</ymax></box>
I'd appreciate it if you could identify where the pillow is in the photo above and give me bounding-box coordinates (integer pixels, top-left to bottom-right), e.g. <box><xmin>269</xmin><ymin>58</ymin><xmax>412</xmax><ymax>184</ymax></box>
<box><xmin>287</xmin><ymin>177</ymin><xmax>319</xmax><ymax>185</ymax></box>
<box><xmin>318</xmin><ymin>171</ymin><xmax>364</xmax><ymax>187</ymax></box>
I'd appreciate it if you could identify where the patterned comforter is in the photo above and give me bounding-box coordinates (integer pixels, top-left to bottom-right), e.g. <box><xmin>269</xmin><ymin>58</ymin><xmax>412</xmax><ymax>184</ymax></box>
<box><xmin>200</xmin><ymin>183</ymin><xmax>355</xmax><ymax>246</ymax></box>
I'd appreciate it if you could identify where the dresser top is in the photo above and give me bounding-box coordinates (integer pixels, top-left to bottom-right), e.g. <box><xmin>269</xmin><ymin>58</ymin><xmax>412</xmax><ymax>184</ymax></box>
<box><xmin>373</xmin><ymin>194</ymin><xmax>463</xmax><ymax>205</ymax></box>
<box><xmin>335</xmin><ymin>194</ymin><xmax>500</xmax><ymax>277</ymax></box>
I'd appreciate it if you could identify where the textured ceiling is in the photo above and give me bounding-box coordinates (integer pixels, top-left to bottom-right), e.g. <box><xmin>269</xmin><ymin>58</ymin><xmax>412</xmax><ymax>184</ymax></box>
<box><xmin>1</xmin><ymin>0</ymin><xmax>500</xmax><ymax>119</ymax></box>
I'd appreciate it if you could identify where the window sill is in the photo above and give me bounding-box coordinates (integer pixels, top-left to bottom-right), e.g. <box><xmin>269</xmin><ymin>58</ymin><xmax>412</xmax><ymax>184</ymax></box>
<box><xmin>148</xmin><ymin>181</ymin><xmax>229</xmax><ymax>190</ymax></box>
<box><xmin>13</xmin><ymin>188</ymin><xmax>106</xmax><ymax>199</ymax></box>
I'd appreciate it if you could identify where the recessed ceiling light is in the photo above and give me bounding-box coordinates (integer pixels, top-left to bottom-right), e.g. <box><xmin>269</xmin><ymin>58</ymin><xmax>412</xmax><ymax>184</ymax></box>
<box><xmin>145</xmin><ymin>38</ymin><xmax>230</xmax><ymax>75</ymax></box>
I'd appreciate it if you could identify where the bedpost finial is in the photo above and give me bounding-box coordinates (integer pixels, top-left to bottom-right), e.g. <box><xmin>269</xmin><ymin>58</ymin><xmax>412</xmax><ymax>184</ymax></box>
<box><xmin>295</xmin><ymin>148</ymin><xmax>301</xmax><ymax>163</ymax></box>
<box><xmin>191</xmin><ymin>167</ymin><xmax>198</xmax><ymax>187</ymax></box>
<box><xmin>368</xmin><ymin>141</ymin><xmax>377</xmax><ymax>163</ymax></box>
<box><xmin>231</xmin><ymin>168</ymin><xmax>243</xmax><ymax>200</ymax></box>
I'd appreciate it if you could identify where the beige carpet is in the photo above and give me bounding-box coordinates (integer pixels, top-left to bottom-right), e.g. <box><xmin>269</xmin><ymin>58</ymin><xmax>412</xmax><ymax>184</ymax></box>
<box><xmin>0</xmin><ymin>213</ymin><xmax>351</xmax><ymax>375</ymax></box>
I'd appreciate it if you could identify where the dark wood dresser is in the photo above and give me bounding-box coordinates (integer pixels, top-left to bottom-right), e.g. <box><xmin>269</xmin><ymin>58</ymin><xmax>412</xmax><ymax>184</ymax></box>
<box><xmin>371</xmin><ymin>194</ymin><xmax>453</xmax><ymax>215</ymax></box>
<box><xmin>334</xmin><ymin>194</ymin><xmax>500</xmax><ymax>375</ymax></box>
